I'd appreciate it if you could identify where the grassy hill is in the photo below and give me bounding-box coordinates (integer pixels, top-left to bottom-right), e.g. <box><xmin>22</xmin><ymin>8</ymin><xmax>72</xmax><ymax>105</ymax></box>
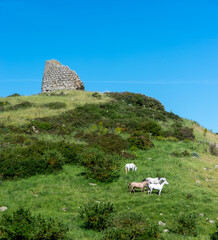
<box><xmin>0</xmin><ymin>90</ymin><xmax>217</xmax><ymax>239</ymax></box>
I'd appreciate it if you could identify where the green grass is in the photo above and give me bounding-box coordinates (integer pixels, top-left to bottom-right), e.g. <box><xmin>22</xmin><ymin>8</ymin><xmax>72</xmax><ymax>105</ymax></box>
<box><xmin>0</xmin><ymin>140</ymin><xmax>217</xmax><ymax>239</ymax></box>
<box><xmin>0</xmin><ymin>90</ymin><xmax>217</xmax><ymax>239</ymax></box>
<box><xmin>0</xmin><ymin>91</ymin><xmax>111</xmax><ymax>126</ymax></box>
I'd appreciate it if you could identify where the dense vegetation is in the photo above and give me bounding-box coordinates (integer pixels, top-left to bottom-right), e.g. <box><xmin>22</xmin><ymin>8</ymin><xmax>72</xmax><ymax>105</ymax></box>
<box><xmin>0</xmin><ymin>91</ymin><xmax>217</xmax><ymax>239</ymax></box>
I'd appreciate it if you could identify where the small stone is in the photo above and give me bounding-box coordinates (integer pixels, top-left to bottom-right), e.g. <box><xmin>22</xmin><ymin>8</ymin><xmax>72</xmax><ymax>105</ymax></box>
<box><xmin>0</xmin><ymin>206</ymin><xmax>8</xmax><ymax>211</ymax></box>
<box><xmin>159</xmin><ymin>221</ymin><xmax>166</xmax><ymax>226</ymax></box>
<box><xmin>148</xmin><ymin>158</ymin><xmax>152</xmax><ymax>160</ymax></box>
<box><xmin>199</xmin><ymin>213</ymin><xmax>204</xmax><ymax>216</ymax></box>
<box><xmin>203</xmin><ymin>168</ymin><xmax>207</xmax><ymax>171</ymax></box>
<box><xmin>209</xmin><ymin>220</ymin><xmax>215</xmax><ymax>224</ymax></box>
<box><xmin>62</xmin><ymin>208</ymin><xmax>67</xmax><ymax>212</ymax></box>
<box><xmin>89</xmin><ymin>183</ymin><xmax>97</xmax><ymax>186</ymax></box>
<box><xmin>95</xmin><ymin>201</ymin><xmax>100</xmax><ymax>203</ymax></box>
<box><xmin>160</xmin><ymin>213</ymin><xmax>163</xmax><ymax>215</ymax></box>
<box><xmin>163</xmin><ymin>229</ymin><xmax>169</xmax><ymax>233</ymax></box>
<box><xmin>215</xmin><ymin>165</ymin><xmax>218</xmax><ymax>168</ymax></box>
<box><xmin>196</xmin><ymin>180</ymin><xmax>200</xmax><ymax>183</ymax></box>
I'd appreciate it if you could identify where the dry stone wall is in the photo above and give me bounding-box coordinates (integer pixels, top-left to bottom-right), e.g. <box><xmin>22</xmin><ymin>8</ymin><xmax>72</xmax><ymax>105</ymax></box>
<box><xmin>41</xmin><ymin>60</ymin><xmax>84</xmax><ymax>93</ymax></box>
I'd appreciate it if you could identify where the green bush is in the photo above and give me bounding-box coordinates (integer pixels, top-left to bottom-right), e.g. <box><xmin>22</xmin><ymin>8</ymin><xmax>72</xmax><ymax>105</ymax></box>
<box><xmin>0</xmin><ymin>141</ymin><xmax>82</xmax><ymax>180</ymax></box>
<box><xmin>172</xmin><ymin>213</ymin><xmax>198</xmax><ymax>236</ymax></box>
<box><xmin>81</xmin><ymin>147</ymin><xmax>121</xmax><ymax>182</ymax></box>
<box><xmin>0</xmin><ymin>101</ymin><xmax>11</xmax><ymax>111</ymax></box>
<box><xmin>210</xmin><ymin>222</ymin><xmax>218</xmax><ymax>240</ymax></box>
<box><xmin>12</xmin><ymin>101</ymin><xmax>33</xmax><ymax>110</ymax></box>
<box><xmin>128</xmin><ymin>133</ymin><xmax>154</xmax><ymax>150</ymax></box>
<box><xmin>37</xmin><ymin>122</ymin><xmax>53</xmax><ymax>130</ymax></box>
<box><xmin>75</xmin><ymin>132</ymin><xmax>127</xmax><ymax>155</ymax></box>
<box><xmin>136</xmin><ymin>120</ymin><xmax>162</xmax><ymax>136</ymax></box>
<box><xmin>43</xmin><ymin>102</ymin><xmax>67</xmax><ymax>109</ymax></box>
<box><xmin>171</xmin><ymin>150</ymin><xmax>190</xmax><ymax>157</ymax></box>
<box><xmin>80</xmin><ymin>201</ymin><xmax>114</xmax><ymax>231</ymax></box>
<box><xmin>92</xmin><ymin>92</ymin><xmax>102</xmax><ymax>99</ymax></box>
<box><xmin>7</xmin><ymin>93</ymin><xmax>20</xmax><ymax>97</ymax></box>
<box><xmin>0</xmin><ymin>208</ymin><xmax>68</xmax><ymax>240</ymax></box>
<box><xmin>105</xmin><ymin>91</ymin><xmax>165</xmax><ymax>110</ymax></box>
<box><xmin>103</xmin><ymin>212</ymin><xmax>161</xmax><ymax>240</ymax></box>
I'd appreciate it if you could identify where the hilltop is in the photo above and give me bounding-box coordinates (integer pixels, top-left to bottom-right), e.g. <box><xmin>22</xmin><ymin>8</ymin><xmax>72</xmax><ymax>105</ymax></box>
<box><xmin>0</xmin><ymin>90</ymin><xmax>217</xmax><ymax>239</ymax></box>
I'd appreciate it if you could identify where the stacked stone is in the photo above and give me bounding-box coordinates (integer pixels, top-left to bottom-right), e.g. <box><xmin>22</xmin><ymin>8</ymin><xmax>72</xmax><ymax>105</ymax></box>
<box><xmin>41</xmin><ymin>60</ymin><xmax>84</xmax><ymax>93</ymax></box>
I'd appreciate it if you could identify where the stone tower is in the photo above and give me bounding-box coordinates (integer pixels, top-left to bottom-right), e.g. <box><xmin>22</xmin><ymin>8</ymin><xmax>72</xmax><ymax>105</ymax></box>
<box><xmin>41</xmin><ymin>60</ymin><xmax>84</xmax><ymax>93</ymax></box>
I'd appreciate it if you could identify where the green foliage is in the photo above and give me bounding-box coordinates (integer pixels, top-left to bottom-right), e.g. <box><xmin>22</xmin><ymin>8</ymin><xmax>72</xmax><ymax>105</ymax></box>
<box><xmin>81</xmin><ymin>147</ymin><xmax>121</xmax><ymax>182</ymax></box>
<box><xmin>172</xmin><ymin>213</ymin><xmax>198</xmax><ymax>236</ymax></box>
<box><xmin>128</xmin><ymin>133</ymin><xmax>154</xmax><ymax>150</ymax></box>
<box><xmin>80</xmin><ymin>201</ymin><xmax>114</xmax><ymax>231</ymax></box>
<box><xmin>92</xmin><ymin>92</ymin><xmax>102</xmax><ymax>99</ymax></box>
<box><xmin>210</xmin><ymin>222</ymin><xmax>218</xmax><ymax>240</ymax></box>
<box><xmin>7</xmin><ymin>93</ymin><xmax>21</xmax><ymax>97</ymax></box>
<box><xmin>12</xmin><ymin>101</ymin><xmax>34</xmax><ymax>110</ymax></box>
<box><xmin>0</xmin><ymin>207</ymin><xmax>68</xmax><ymax>239</ymax></box>
<box><xmin>0</xmin><ymin>141</ymin><xmax>82</xmax><ymax>180</ymax></box>
<box><xmin>43</xmin><ymin>102</ymin><xmax>67</xmax><ymax>109</ymax></box>
<box><xmin>171</xmin><ymin>150</ymin><xmax>190</xmax><ymax>157</ymax></box>
<box><xmin>105</xmin><ymin>91</ymin><xmax>165</xmax><ymax>110</ymax></box>
<box><xmin>75</xmin><ymin>132</ymin><xmax>127</xmax><ymax>154</ymax></box>
<box><xmin>136</xmin><ymin>120</ymin><xmax>162</xmax><ymax>136</ymax></box>
<box><xmin>37</xmin><ymin>121</ymin><xmax>53</xmax><ymax>130</ymax></box>
<box><xmin>103</xmin><ymin>212</ymin><xmax>161</xmax><ymax>240</ymax></box>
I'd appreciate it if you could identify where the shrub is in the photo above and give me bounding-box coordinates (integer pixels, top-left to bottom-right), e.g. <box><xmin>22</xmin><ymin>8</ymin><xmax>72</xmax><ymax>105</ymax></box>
<box><xmin>92</xmin><ymin>92</ymin><xmax>102</xmax><ymax>99</ymax></box>
<box><xmin>12</xmin><ymin>101</ymin><xmax>33</xmax><ymax>110</ymax></box>
<box><xmin>210</xmin><ymin>222</ymin><xmax>218</xmax><ymax>240</ymax></box>
<box><xmin>172</xmin><ymin>213</ymin><xmax>198</xmax><ymax>236</ymax></box>
<box><xmin>75</xmin><ymin>132</ymin><xmax>127</xmax><ymax>155</ymax></box>
<box><xmin>80</xmin><ymin>201</ymin><xmax>114</xmax><ymax>231</ymax></box>
<box><xmin>38</xmin><ymin>122</ymin><xmax>53</xmax><ymax>130</ymax></box>
<box><xmin>139</xmin><ymin>120</ymin><xmax>162</xmax><ymax>136</ymax></box>
<box><xmin>0</xmin><ymin>141</ymin><xmax>82</xmax><ymax>180</ymax></box>
<box><xmin>0</xmin><ymin>207</ymin><xmax>68</xmax><ymax>239</ymax></box>
<box><xmin>0</xmin><ymin>101</ymin><xmax>11</xmax><ymax>111</ymax></box>
<box><xmin>105</xmin><ymin>91</ymin><xmax>165</xmax><ymax>110</ymax></box>
<box><xmin>128</xmin><ymin>133</ymin><xmax>154</xmax><ymax>150</ymax></box>
<box><xmin>81</xmin><ymin>147</ymin><xmax>121</xmax><ymax>182</ymax></box>
<box><xmin>43</xmin><ymin>102</ymin><xmax>67</xmax><ymax>109</ymax></box>
<box><xmin>171</xmin><ymin>150</ymin><xmax>190</xmax><ymax>157</ymax></box>
<box><xmin>103</xmin><ymin>212</ymin><xmax>161</xmax><ymax>240</ymax></box>
<box><xmin>7</xmin><ymin>93</ymin><xmax>20</xmax><ymax>97</ymax></box>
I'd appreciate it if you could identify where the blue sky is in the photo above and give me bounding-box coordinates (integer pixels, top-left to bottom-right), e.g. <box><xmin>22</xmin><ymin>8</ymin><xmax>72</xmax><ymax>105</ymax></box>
<box><xmin>0</xmin><ymin>0</ymin><xmax>217</xmax><ymax>132</ymax></box>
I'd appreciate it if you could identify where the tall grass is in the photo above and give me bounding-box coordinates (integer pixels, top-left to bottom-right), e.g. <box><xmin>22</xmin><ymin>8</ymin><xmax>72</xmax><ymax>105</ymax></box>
<box><xmin>0</xmin><ymin>91</ymin><xmax>111</xmax><ymax>126</ymax></box>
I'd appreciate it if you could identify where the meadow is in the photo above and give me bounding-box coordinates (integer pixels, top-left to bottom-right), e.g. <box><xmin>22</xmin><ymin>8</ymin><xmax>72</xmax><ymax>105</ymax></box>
<box><xmin>0</xmin><ymin>91</ymin><xmax>217</xmax><ymax>239</ymax></box>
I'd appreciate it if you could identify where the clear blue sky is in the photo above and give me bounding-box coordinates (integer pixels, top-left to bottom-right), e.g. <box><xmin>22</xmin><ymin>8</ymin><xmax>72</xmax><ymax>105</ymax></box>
<box><xmin>0</xmin><ymin>0</ymin><xmax>217</xmax><ymax>132</ymax></box>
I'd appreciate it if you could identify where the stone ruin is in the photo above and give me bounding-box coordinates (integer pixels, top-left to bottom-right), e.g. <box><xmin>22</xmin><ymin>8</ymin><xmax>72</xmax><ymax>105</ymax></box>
<box><xmin>41</xmin><ymin>60</ymin><xmax>84</xmax><ymax>93</ymax></box>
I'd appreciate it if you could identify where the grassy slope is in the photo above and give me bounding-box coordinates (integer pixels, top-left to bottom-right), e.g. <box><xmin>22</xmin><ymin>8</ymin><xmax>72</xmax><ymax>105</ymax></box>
<box><xmin>0</xmin><ymin>91</ymin><xmax>111</xmax><ymax>126</ymax></box>
<box><xmin>0</xmin><ymin>91</ymin><xmax>217</xmax><ymax>239</ymax></box>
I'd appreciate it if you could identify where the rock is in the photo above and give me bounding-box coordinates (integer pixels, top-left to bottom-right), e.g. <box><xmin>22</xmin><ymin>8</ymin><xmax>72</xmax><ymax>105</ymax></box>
<box><xmin>191</xmin><ymin>152</ymin><xmax>200</xmax><ymax>158</ymax></box>
<box><xmin>89</xmin><ymin>183</ymin><xmax>97</xmax><ymax>186</ymax></box>
<box><xmin>208</xmin><ymin>143</ymin><xmax>218</xmax><ymax>156</ymax></box>
<box><xmin>159</xmin><ymin>221</ymin><xmax>166</xmax><ymax>226</ymax></box>
<box><xmin>0</xmin><ymin>206</ymin><xmax>8</xmax><ymax>211</ymax></box>
<box><xmin>196</xmin><ymin>180</ymin><xmax>201</xmax><ymax>183</ymax></box>
<box><xmin>203</xmin><ymin>168</ymin><xmax>207</xmax><ymax>171</ymax></box>
<box><xmin>209</xmin><ymin>220</ymin><xmax>215</xmax><ymax>224</ymax></box>
<box><xmin>215</xmin><ymin>165</ymin><xmax>218</xmax><ymax>169</ymax></box>
<box><xmin>163</xmin><ymin>229</ymin><xmax>169</xmax><ymax>233</ymax></box>
<box><xmin>199</xmin><ymin>213</ymin><xmax>204</xmax><ymax>216</ymax></box>
<box><xmin>160</xmin><ymin>213</ymin><xmax>163</xmax><ymax>215</ymax></box>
